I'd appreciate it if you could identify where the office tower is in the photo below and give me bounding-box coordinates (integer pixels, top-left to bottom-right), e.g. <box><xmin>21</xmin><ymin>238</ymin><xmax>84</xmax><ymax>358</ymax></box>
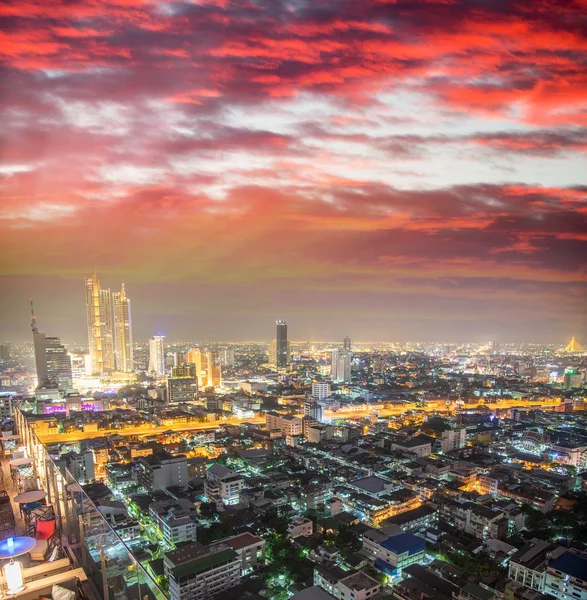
<box><xmin>85</xmin><ymin>272</ymin><xmax>115</xmax><ymax>375</ymax></box>
<box><xmin>30</xmin><ymin>301</ymin><xmax>73</xmax><ymax>391</ymax></box>
<box><xmin>205</xmin><ymin>351</ymin><xmax>221</xmax><ymax>387</ymax></box>
<box><xmin>312</xmin><ymin>381</ymin><xmax>331</xmax><ymax>400</ymax></box>
<box><xmin>220</xmin><ymin>349</ymin><xmax>235</xmax><ymax>368</ymax></box>
<box><xmin>0</xmin><ymin>343</ymin><xmax>10</xmax><ymax>364</ymax></box>
<box><xmin>149</xmin><ymin>335</ymin><xmax>166</xmax><ymax>377</ymax></box>
<box><xmin>331</xmin><ymin>349</ymin><xmax>351</xmax><ymax>383</ymax></box>
<box><xmin>112</xmin><ymin>284</ymin><xmax>133</xmax><ymax>373</ymax></box>
<box><xmin>343</xmin><ymin>336</ymin><xmax>352</xmax><ymax>352</ymax></box>
<box><xmin>186</xmin><ymin>348</ymin><xmax>206</xmax><ymax>387</ymax></box>
<box><xmin>268</xmin><ymin>339</ymin><xmax>277</xmax><ymax>366</ymax></box>
<box><xmin>168</xmin><ymin>364</ymin><xmax>198</xmax><ymax>402</ymax></box>
<box><xmin>276</xmin><ymin>320</ymin><xmax>288</xmax><ymax>368</ymax></box>
<box><xmin>173</xmin><ymin>352</ymin><xmax>188</xmax><ymax>367</ymax></box>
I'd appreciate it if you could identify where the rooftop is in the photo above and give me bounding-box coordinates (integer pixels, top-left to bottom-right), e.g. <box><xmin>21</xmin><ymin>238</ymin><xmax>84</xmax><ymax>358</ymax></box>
<box><xmin>461</xmin><ymin>583</ymin><xmax>496</xmax><ymax>600</ymax></box>
<box><xmin>549</xmin><ymin>551</ymin><xmax>587</xmax><ymax>581</ymax></box>
<box><xmin>339</xmin><ymin>571</ymin><xmax>380</xmax><ymax>592</ymax></box>
<box><xmin>351</xmin><ymin>475</ymin><xmax>391</xmax><ymax>494</ymax></box>
<box><xmin>380</xmin><ymin>532</ymin><xmax>425</xmax><ymax>555</ymax></box>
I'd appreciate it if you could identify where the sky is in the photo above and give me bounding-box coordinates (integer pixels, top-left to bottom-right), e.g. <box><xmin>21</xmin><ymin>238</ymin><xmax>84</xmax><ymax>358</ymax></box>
<box><xmin>1</xmin><ymin>0</ymin><xmax>586</xmax><ymax>345</ymax></box>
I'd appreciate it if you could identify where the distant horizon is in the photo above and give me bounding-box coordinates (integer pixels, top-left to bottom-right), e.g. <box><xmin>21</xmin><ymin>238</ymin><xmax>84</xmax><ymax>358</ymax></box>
<box><xmin>1</xmin><ymin>1</ymin><xmax>586</xmax><ymax>351</ymax></box>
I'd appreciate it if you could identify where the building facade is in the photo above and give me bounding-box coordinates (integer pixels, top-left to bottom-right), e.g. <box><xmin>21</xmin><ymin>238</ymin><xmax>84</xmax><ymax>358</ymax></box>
<box><xmin>112</xmin><ymin>284</ymin><xmax>133</xmax><ymax>372</ymax></box>
<box><xmin>149</xmin><ymin>335</ymin><xmax>166</xmax><ymax>377</ymax></box>
<box><xmin>85</xmin><ymin>272</ymin><xmax>115</xmax><ymax>375</ymax></box>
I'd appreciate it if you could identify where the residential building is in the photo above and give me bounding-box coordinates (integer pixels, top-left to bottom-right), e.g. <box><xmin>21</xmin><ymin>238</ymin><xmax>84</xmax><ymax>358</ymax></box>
<box><xmin>458</xmin><ymin>583</ymin><xmax>498</xmax><ymax>600</ymax></box>
<box><xmin>435</xmin><ymin>428</ymin><xmax>466</xmax><ymax>453</ymax></box>
<box><xmin>391</xmin><ymin>436</ymin><xmax>433</xmax><ymax>457</ymax></box>
<box><xmin>288</xmin><ymin>517</ymin><xmax>313</xmax><ymax>538</ymax></box>
<box><xmin>164</xmin><ymin>542</ymin><xmax>241</xmax><ymax>600</ymax></box>
<box><xmin>112</xmin><ymin>284</ymin><xmax>133</xmax><ymax>372</ymax></box>
<box><xmin>150</xmin><ymin>498</ymin><xmax>199</xmax><ymax>545</ymax></box>
<box><xmin>363</xmin><ymin>531</ymin><xmax>426</xmax><ymax>575</ymax></box>
<box><xmin>312</xmin><ymin>382</ymin><xmax>331</xmax><ymax>400</ymax></box>
<box><xmin>305</xmin><ymin>401</ymin><xmax>323</xmax><ymax>422</ymax></box>
<box><xmin>209</xmin><ymin>532</ymin><xmax>265</xmax><ymax>574</ymax></box>
<box><xmin>544</xmin><ymin>550</ymin><xmax>587</xmax><ymax>600</ymax></box>
<box><xmin>313</xmin><ymin>566</ymin><xmax>381</xmax><ymax>600</ymax></box>
<box><xmin>137</xmin><ymin>452</ymin><xmax>188</xmax><ymax>492</ymax></box>
<box><xmin>204</xmin><ymin>463</ymin><xmax>244</xmax><ymax>506</ymax></box>
<box><xmin>266</xmin><ymin>412</ymin><xmax>304</xmax><ymax>436</ymax></box>
<box><xmin>439</xmin><ymin>501</ymin><xmax>507</xmax><ymax>540</ymax></box>
<box><xmin>383</xmin><ymin>504</ymin><xmax>437</xmax><ymax>533</ymax></box>
<box><xmin>149</xmin><ymin>335</ymin><xmax>166</xmax><ymax>377</ymax></box>
<box><xmin>61</xmin><ymin>451</ymin><xmax>95</xmax><ymax>484</ymax></box>
<box><xmin>509</xmin><ymin>539</ymin><xmax>562</xmax><ymax>591</ymax></box>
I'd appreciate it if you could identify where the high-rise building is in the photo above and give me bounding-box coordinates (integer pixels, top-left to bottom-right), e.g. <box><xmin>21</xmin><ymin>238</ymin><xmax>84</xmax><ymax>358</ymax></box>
<box><xmin>149</xmin><ymin>335</ymin><xmax>166</xmax><ymax>377</ymax></box>
<box><xmin>168</xmin><ymin>364</ymin><xmax>198</xmax><ymax>403</ymax></box>
<box><xmin>276</xmin><ymin>320</ymin><xmax>288</xmax><ymax>368</ymax></box>
<box><xmin>220</xmin><ymin>349</ymin><xmax>235</xmax><ymax>368</ymax></box>
<box><xmin>186</xmin><ymin>348</ymin><xmax>206</xmax><ymax>387</ymax></box>
<box><xmin>312</xmin><ymin>382</ymin><xmax>331</xmax><ymax>400</ymax></box>
<box><xmin>205</xmin><ymin>351</ymin><xmax>221</xmax><ymax>387</ymax></box>
<box><xmin>331</xmin><ymin>349</ymin><xmax>351</xmax><ymax>384</ymax></box>
<box><xmin>343</xmin><ymin>336</ymin><xmax>352</xmax><ymax>352</ymax></box>
<box><xmin>268</xmin><ymin>339</ymin><xmax>277</xmax><ymax>365</ymax></box>
<box><xmin>112</xmin><ymin>284</ymin><xmax>133</xmax><ymax>373</ymax></box>
<box><xmin>0</xmin><ymin>343</ymin><xmax>10</xmax><ymax>364</ymax></box>
<box><xmin>85</xmin><ymin>272</ymin><xmax>115</xmax><ymax>375</ymax></box>
<box><xmin>30</xmin><ymin>301</ymin><xmax>72</xmax><ymax>391</ymax></box>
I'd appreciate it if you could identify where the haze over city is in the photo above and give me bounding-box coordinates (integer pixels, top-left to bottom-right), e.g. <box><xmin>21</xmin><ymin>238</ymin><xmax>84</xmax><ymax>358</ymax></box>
<box><xmin>1</xmin><ymin>0</ymin><xmax>586</xmax><ymax>344</ymax></box>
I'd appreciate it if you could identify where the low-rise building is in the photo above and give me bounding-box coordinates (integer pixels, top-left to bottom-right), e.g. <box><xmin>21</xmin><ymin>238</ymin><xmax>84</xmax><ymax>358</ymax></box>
<box><xmin>544</xmin><ymin>550</ymin><xmax>587</xmax><ymax>600</ymax></box>
<box><xmin>288</xmin><ymin>517</ymin><xmax>313</xmax><ymax>538</ymax></box>
<box><xmin>209</xmin><ymin>532</ymin><xmax>265</xmax><ymax>575</ymax></box>
<box><xmin>204</xmin><ymin>463</ymin><xmax>244</xmax><ymax>507</ymax></box>
<box><xmin>164</xmin><ymin>542</ymin><xmax>241</xmax><ymax>600</ymax></box>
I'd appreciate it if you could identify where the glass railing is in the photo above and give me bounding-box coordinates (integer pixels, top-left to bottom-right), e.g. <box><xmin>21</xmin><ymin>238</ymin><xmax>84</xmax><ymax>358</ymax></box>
<box><xmin>17</xmin><ymin>411</ymin><xmax>168</xmax><ymax>600</ymax></box>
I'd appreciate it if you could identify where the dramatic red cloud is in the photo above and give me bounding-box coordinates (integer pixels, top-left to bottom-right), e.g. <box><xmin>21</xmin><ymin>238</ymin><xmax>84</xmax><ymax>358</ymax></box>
<box><xmin>0</xmin><ymin>0</ymin><xmax>586</xmax><ymax>341</ymax></box>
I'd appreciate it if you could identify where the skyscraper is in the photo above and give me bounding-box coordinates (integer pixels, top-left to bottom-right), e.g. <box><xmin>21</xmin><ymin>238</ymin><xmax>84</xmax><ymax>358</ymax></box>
<box><xmin>85</xmin><ymin>272</ymin><xmax>115</xmax><ymax>375</ymax></box>
<box><xmin>31</xmin><ymin>301</ymin><xmax>72</xmax><ymax>391</ymax></box>
<box><xmin>276</xmin><ymin>320</ymin><xmax>288</xmax><ymax>368</ymax></box>
<box><xmin>343</xmin><ymin>336</ymin><xmax>352</xmax><ymax>352</ymax></box>
<box><xmin>331</xmin><ymin>349</ymin><xmax>351</xmax><ymax>384</ymax></box>
<box><xmin>149</xmin><ymin>335</ymin><xmax>166</xmax><ymax>377</ymax></box>
<box><xmin>112</xmin><ymin>284</ymin><xmax>133</xmax><ymax>372</ymax></box>
<box><xmin>186</xmin><ymin>348</ymin><xmax>205</xmax><ymax>387</ymax></box>
<box><xmin>205</xmin><ymin>351</ymin><xmax>222</xmax><ymax>387</ymax></box>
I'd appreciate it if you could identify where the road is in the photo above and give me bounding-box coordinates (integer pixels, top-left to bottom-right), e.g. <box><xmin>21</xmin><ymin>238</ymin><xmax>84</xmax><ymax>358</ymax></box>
<box><xmin>37</xmin><ymin>398</ymin><xmax>561</xmax><ymax>443</ymax></box>
<box><xmin>37</xmin><ymin>416</ymin><xmax>266</xmax><ymax>443</ymax></box>
<box><xmin>324</xmin><ymin>398</ymin><xmax>561</xmax><ymax>420</ymax></box>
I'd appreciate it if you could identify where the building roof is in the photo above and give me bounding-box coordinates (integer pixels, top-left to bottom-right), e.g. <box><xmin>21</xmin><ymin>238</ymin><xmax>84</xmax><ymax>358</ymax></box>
<box><xmin>351</xmin><ymin>475</ymin><xmax>391</xmax><ymax>494</ymax></box>
<box><xmin>550</xmin><ymin>551</ymin><xmax>587</xmax><ymax>582</ymax></box>
<box><xmin>207</xmin><ymin>463</ymin><xmax>234</xmax><ymax>478</ymax></box>
<box><xmin>339</xmin><ymin>571</ymin><xmax>380</xmax><ymax>591</ymax></box>
<box><xmin>166</xmin><ymin>544</ymin><xmax>238</xmax><ymax>578</ymax></box>
<box><xmin>461</xmin><ymin>583</ymin><xmax>496</xmax><ymax>600</ymax></box>
<box><xmin>291</xmin><ymin>586</ymin><xmax>338</xmax><ymax>600</ymax></box>
<box><xmin>380</xmin><ymin>532</ymin><xmax>425</xmax><ymax>555</ymax></box>
<box><xmin>223</xmin><ymin>532</ymin><xmax>264</xmax><ymax>551</ymax></box>
<box><xmin>384</xmin><ymin>504</ymin><xmax>437</xmax><ymax>527</ymax></box>
<box><xmin>395</xmin><ymin>435</ymin><xmax>434</xmax><ymax>448</ymax></box>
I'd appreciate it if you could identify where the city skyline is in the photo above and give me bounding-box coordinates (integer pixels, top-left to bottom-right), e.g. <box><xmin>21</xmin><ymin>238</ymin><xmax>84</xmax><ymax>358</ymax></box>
<box><xmin>1</xmin><ymin>0</ymin><xmax>586</xmax><ymax>344</ymax></box>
